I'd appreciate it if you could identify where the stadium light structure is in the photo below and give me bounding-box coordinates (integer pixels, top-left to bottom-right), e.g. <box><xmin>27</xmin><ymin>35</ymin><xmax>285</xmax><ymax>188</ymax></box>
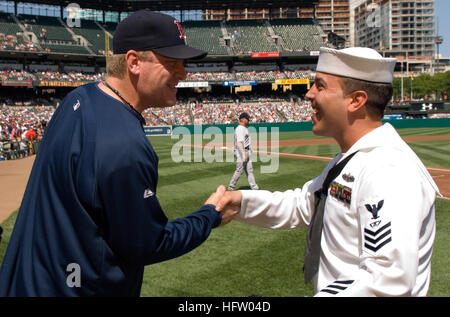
<box><xmin>435</xmin><ymin>17</ymin><xmax>443</xmax><ymax>74</ymax></box>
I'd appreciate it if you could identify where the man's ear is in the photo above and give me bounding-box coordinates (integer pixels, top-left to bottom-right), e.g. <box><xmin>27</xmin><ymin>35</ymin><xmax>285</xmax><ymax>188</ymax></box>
<box><xmin>347</xmin><ymin>90</ymin><xmax>368</xmax><ymax>113</ymax></box>
<box><xmin>125</xmin><ymin>50</ymin><xmax>140</xmax><ymax>75</ymax></box>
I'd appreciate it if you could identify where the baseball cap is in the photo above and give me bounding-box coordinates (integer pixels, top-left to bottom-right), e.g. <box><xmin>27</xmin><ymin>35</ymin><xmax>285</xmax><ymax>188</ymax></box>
<box><xmin>316</xmin><ymin>47</ymin><xmax>397</xmax><ymax>84</ymax></box>
<box><xmin>113</xmin><ymin>10</ymin><xmax>207</xmax><ymax>60</ymax></box>
<box><xmin>239</xmin><ymin>112</ymin><xmax>250</xmax><ymax>120</ymax></box>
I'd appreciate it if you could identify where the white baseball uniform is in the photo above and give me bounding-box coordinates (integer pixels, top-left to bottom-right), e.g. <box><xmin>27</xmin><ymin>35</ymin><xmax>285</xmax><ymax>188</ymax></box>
<box><xmin>228</xmin><ymin>124</ymin><xmax>258</xmax><ymax>190</ymax></box>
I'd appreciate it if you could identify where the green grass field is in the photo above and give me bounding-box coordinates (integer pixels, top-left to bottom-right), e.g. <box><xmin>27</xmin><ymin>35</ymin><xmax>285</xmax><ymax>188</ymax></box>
<box><xmin>0</xmin><ymin>127</ymin><xmax>449</xmax><ymax>296</ymax></box>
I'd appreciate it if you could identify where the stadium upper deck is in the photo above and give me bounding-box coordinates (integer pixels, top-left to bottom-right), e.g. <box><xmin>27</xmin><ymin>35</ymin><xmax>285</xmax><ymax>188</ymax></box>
<box><xmin>21</xmin><ymin>0</ymin><xmax>318</xmax><ymax>13</ymax></box>
<box><xmin>0</xmin><ymin>11</ymin><xmax>328</xmax><ymax>58</ymax></box>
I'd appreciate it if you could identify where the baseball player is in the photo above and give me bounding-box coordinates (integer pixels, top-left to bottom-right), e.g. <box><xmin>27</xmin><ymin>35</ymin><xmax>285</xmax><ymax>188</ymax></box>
<box><xmin>228</xmin><ymin>112</ymin><xmax>259</xmax><ymax>191</ymax></box>
<box><xmin>218</xmin><ymin>47</ymin><xmax>440</xmax><ymax>296</ymax></box>
<box><xmin>0</xmin><ymin>10</ymin><xmax>234</xmax><ymax>297</ymax></box>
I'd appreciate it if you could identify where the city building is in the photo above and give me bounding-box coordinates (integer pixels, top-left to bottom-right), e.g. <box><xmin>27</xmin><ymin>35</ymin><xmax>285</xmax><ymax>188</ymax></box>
<box><xmin>313</xmin><ymin>0</ymin><xmax>351</xmax><ymax>47</ymax></box>
<box><xmin>353</xmin><ymin>0</ymin><xmax>436</xmax><ymax>73</ymax></box>
<box><xmin>203</xmin><ymin>1</ymin><xmax>351</xmax><ymax>47</ymax></box>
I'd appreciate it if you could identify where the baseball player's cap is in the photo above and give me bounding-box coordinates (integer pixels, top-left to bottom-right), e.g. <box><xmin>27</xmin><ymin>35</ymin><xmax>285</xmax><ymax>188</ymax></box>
<box><xmin>316</xmin><ymin>47</ymin><xmax>397</xmax><ymax>84</ymax></box>
<box><xmin>113</xmin><ymin>9</ymin><xmax>207</xmax><ymax>60</ymax></box>
<box><xmin>239</xmin><ymin>112</ymin><xmax>250</xmax><ymax>120</ymax></box>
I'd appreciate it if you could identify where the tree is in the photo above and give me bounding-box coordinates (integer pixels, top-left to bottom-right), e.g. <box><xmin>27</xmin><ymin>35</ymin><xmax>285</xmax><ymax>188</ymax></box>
<box><xmin>393</xmin><ymin>71</ymin><xmax>450</xmax><ymax>101</ymax></box>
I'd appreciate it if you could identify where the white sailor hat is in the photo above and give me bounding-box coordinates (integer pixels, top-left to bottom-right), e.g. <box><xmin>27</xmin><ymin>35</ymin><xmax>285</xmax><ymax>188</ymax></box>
<box><xmin>316</xmin><ymin>47</ymin><xmax>397</xmax><ymax>84</ymax></box>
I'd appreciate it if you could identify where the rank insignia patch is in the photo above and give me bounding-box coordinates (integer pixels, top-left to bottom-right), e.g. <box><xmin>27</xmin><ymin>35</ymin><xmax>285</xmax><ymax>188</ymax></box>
<box><xmin>362</xmin><ymin>199</ymin><xmax>392</xmax><ymax>254</ymax></box>
<box><xmin>342</xmin><ymin>173</ymin><xmax>355</xmax><ymax>182</ymax></box>
<box><xmin>365</xmin><ymin>200</ymin><xmax>384</xmax><ymax>219</ymax></box>
<box><xmin>364</xmin><ymin>222</ymin><xmax>392</xmax><ymax>252</ymax></box>
<box><xmin>329</xmin><ymin>181</ymin><xmax>352</xmax><ymax>204</ymax></box>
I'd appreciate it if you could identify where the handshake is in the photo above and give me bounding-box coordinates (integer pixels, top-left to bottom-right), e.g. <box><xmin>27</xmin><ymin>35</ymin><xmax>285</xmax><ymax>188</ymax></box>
<box><xmin>204</xmin><ymin>185</ymin><xmax>243</xmax><ymax>226</ymax></box>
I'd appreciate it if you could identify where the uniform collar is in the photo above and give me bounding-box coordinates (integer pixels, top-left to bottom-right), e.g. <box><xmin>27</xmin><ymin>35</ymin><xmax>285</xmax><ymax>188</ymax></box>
<box><xmin>346</xmin><ymin>123</ymin><xmax>397</xmax><ymax>154</ymax></box>
<box><xmin>344</xmin><ymin>123</ymin><xmax>441</xmax><ymax>196</ymax></box>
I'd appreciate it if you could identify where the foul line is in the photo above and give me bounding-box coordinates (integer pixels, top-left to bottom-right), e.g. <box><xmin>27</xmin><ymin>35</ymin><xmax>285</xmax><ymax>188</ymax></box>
<box><xmin>187</xmin><ymin>144</ymin><xmax>450</xmax><ymax>199</ymax></box>
<box><xmin>258</xmin><ymin>149</ymin><xmax>450</xmax><ymax>173</ymax></box>
<box><xmin>255</xmin><ymin>149</ymin><xmax>332</xmax><ymax>162</ymax></box>
<box><xmin>427</xmin><ymin>167</ymin><xmax>450</xmax><ymax>173</ymax></box>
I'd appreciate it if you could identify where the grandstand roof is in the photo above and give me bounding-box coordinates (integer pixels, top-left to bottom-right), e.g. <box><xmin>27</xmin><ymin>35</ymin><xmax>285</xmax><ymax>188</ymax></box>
<box><xmin>18</xmin><ymin>0</ymin><xmax>318</xmax><ymax>12</ymax></box>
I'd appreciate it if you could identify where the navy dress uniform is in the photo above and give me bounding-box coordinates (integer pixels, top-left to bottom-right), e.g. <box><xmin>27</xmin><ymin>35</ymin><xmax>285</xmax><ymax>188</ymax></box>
<box><xmin>236</xmin><ymin>123</ymin><xmax>440</xmax><ymax>296</ymax></box>
<box><xmin>233</xmin><ymin>47</ymin><xmax>440</xmax><ymax>296</ymax></box>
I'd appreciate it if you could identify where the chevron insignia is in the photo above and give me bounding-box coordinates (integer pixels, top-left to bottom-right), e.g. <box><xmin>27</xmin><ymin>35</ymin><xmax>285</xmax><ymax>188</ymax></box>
<box><xmin>364</xmin><ymin>222</ymin><xmax>392</xmax><ymax>252</ymax></box>
<box><xmin>319</xmin><ymin>280</ymin><xmax>355</xmax><ymax>295</ymax></box>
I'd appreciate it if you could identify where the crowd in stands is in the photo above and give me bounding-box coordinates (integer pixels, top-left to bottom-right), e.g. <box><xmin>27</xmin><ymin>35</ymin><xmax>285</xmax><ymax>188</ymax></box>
<box><xmin>0</xmin><ymin>95</ymin><xmax>313</xmax><ymax>159</ymax></box>
<box><xmin>276</xmin><ymin>100</ymin><xmax>314</xmax><ymax>121</ymax></box>
<box><xmin>192</xmin><ymin>102</ymin><xmax>284</xmax><ymax>124</ymax></box>
<box><xmin>185</xmin><ymin>71</ymin><xmax>231</xmax><ymax>82</ymax></box>
<box><xmin>0</xmin><ymin>68</ymin><xmax>314</xmax><ymax>84</ymax></box>
<box><xmin>146</xmin><ymin>103</ymin><xmax>193</xmax><ymax>126</ymax></box>
<box><xmin>0</xmin><ymin>103</ymin><xmax>52</xmax><ymax>160</ymax></box>
<box><xmin>33</xmin><ymin>70</ymin><xmax>104</xmax><ymax>82</ymax></box>
<box><xmin>0</xmin><ymin>69</ymin><xmax>33</xmax><ymax>82</ymax></box>
<box><xmin>0</xmin><ymin>33</ymin><xmax>37</xmax><ymax>52</ymax></box>
<box><xmin>0</xmin><ymin>95</ymin><xmax>313</xmax><ymax>128</ymax></box>
<box><xmin>69</xmin><ymin>72</ymin><xmax>104</xmax><ymax>82</ymax></box>
<box><xmin>0</xmin><ymin>69</ymin><xmax>105</xmax><ymax>83</ymax></box>
<box><xmin>284</xmin><ymin>69</ymin><xmax>316</xmax><ymax>80</ymax></box>
<box><xmin>0</xmin><ymin>62</ymin><xmax>447</xmax><ymax>161</ymax></box>
<box><xmin>184</xmin><ymin>68</ymin><xmax>316</xmax><ymax>82</ymax></box>
<box><xmin>34</xmin><ymin>70</ymin><xmax>73</xmax><ymax>82</ymax></box>
<box><xmin>141</xmin><ymin>97</ymin><xmax>313</xmax><ymax>126</ymax></box>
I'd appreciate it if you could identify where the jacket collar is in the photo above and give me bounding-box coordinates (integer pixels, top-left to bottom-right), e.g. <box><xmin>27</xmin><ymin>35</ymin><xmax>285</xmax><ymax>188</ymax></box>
<box><xmin>343</xmin><ymin>123</ymin><xmax>441</xmax><ymax>196</ymax></box>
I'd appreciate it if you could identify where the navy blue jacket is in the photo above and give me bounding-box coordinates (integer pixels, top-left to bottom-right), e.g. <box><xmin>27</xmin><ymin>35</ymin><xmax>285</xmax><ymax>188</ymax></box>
<box><xmin>0</xmin><ymin>83</ymin><xmax>221</xmax><ymax>296</ymax></box>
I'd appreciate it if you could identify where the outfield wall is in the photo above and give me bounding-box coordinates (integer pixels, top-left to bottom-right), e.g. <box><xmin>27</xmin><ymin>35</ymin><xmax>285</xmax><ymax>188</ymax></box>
<box><xmin>169</xmin><ymin>118</ymin><xmax>450</xmax><ymax>135</ymax></box>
